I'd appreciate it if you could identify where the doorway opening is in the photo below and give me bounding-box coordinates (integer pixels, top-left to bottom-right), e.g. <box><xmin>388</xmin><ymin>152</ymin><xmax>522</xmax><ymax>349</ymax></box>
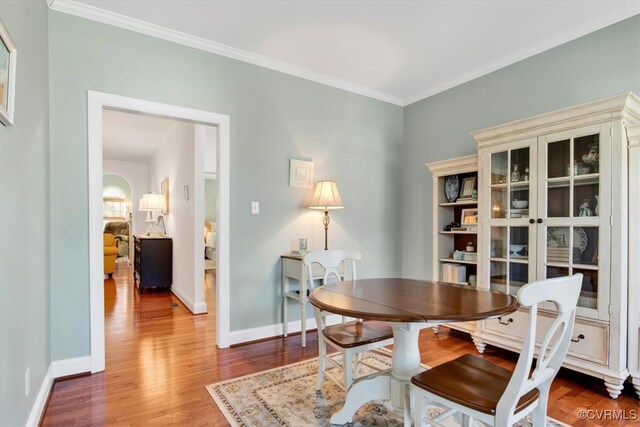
<box><xmin>88</xmin><ymin>91</ymin><xmax>231</xmax><ymax>373</ymax></box>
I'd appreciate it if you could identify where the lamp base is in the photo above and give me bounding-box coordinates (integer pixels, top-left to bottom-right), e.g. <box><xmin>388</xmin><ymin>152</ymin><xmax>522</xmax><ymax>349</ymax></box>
<box><xmin>323</xmin><ymin>210</ymin><xmax>330</xmax><ymax>250</ymax></box>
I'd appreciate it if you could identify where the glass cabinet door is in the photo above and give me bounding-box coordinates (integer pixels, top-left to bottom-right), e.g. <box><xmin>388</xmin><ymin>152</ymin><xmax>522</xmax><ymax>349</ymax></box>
<box><xmin>486</xmin><ymin>140</ymin><xmax>537</xmax><ymax>297</ymax></box>
<box><xmin>538</xmin><ymin>124</ymin><xmax>609</xmax><ymax>319</ymax></box>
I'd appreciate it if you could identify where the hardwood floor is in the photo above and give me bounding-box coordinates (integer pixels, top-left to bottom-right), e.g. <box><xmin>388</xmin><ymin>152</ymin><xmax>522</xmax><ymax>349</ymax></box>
<box><xmin>42</xmin><ymin>263</ymin><xmax>639</xmax><ymax>426</ymax></box>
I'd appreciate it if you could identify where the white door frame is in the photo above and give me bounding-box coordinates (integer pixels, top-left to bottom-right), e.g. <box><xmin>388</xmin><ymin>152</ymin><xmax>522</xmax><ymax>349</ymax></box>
<box><xmin>88</xmin><ymin>91</ymin><xmax>231</xmax><ymax>373</ymax></box>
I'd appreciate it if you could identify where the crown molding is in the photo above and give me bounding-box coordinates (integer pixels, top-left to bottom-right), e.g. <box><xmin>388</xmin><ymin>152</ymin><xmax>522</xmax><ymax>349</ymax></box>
<box><xmin>49</xmin><ymin>1</ymin><xmax>640</xmax><ymax>108</ymax></box>
<box><xmin>48</xmin><ymin>0</ymin><xmax>404</xmax><ymax>106</ymax></box>
<box><xmin>404</xmin><ymin>5</ymin><xmax>640</xmax><ymax>106</ymax></box>
<box><xmin>426</xmin><ymin>154</ymin><xmax>478</xmax><ymax>176</ymax></box>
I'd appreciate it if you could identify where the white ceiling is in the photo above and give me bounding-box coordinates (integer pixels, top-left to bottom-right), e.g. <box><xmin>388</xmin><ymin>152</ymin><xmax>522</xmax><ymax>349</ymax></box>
<box><xmin>57</xmin><ymin>1</ymin><xmax>640</xmax><ymax>105</ymax></box>
<box><xmin>102</xmin><ymin>109</ymin><xmax>192</xmax><ymax>162</ymax></box>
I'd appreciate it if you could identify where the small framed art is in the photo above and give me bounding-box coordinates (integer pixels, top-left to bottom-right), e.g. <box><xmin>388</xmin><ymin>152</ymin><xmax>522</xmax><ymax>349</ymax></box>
<box><xmin>458</xmin><ymin>176</ymin><xmax>476</xmax><ymax>200</ymax></box>
<box><xmin>161</xmin><ymin>178</ymin><xmax>169</xmax><ymax>214</ymax></box>
<box><xmin>289</xmin><ymin>159</ymin><xmax>314</xmax><ymax>188</ymax></box>
<box><xmin>461</xmin><ymin>208</ymin><xmax>478</xmax><ymax>227</ymax></box>
<box><xmin>0</xmin><ymin>18</ymin><xmax>17</xmax><ymax>127</ymax></box>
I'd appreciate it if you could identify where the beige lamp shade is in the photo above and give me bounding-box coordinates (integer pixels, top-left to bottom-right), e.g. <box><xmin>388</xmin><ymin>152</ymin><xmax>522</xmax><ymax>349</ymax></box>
<box><xmin>139</xmin><ymin>193</ymin><xmax>165</xmax><ymax>212</ymax></box>
<box><xmin>309</xmin><ymin>181</ymin><xmax>344</xmax><ymax>210</ymax></box>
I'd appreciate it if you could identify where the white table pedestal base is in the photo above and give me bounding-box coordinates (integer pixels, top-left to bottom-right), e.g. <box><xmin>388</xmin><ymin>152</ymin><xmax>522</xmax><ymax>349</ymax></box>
<box><xmin>330</xmin><ymin>322</ymin><xmax>426</xmax><ymax>426</ymax></box>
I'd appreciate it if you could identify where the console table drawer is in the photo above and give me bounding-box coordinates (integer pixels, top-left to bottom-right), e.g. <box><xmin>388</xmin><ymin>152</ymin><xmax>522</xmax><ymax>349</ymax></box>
<box><xmin>282</xmin><ymin>257</ymin><xmax>336</xmax><ymax>281</ymax></box>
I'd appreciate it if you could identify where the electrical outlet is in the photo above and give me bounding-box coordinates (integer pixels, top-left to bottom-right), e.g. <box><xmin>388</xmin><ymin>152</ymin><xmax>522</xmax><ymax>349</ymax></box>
<box><xmin>25</xmin><ymin>368</ymin><xmax>30</xmax><ymax>397</ymax></box>
<box><xmin>251</xmin><ymin>201</ymin><xmax>260</xmax><ymax>215</ymax></box>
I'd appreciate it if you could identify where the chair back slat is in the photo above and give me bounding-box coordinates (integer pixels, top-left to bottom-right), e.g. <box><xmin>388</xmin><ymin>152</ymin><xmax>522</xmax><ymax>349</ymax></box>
<box><xmin>496</xmin><ymin>274</ymin><xmax>582</xmax><ymax>422</ymax></box>
<box><xmin>303</xmin><ymin>250</ymin><xmax>361</xmax><ymax>290</ymax></box>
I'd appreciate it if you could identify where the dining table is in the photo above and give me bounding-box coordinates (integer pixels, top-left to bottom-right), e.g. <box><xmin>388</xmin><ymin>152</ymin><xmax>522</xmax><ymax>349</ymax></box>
<box><xmin>309</xmin><ymin>278</ymin><xmax>519</xmax><ymax>426</ymax></box>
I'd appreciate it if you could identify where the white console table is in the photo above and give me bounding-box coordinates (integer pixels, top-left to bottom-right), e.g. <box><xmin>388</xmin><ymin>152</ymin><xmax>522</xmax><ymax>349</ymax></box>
<box><xmin>281</xmin><ymin>254</ymin><xmax>343</xmax><ymax>347</ymax></box>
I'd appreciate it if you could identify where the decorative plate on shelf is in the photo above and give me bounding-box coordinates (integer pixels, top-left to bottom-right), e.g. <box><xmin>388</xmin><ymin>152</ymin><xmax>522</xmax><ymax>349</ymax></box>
<box><xmin>546</xmin><ymin>227</ymin><xmax>588</xmax><ymax>254</ymax></box>
<box><xmin>444</xmin><ymin>175</ymin><xmax>459</xmax><ymax>202</ymax></box>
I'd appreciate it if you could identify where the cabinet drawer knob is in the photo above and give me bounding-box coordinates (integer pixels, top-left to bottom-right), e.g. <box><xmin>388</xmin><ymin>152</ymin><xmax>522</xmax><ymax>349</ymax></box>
<box><xmin>536</xmin><ymin>218</ymin><xmax>543</xmax><ymax>224</ymax></box>
<box><xmin>529</xmin><ymin>218</ymin><xmax>535</xmax><ymax>224</ymax></box>
<box><xmin>498</xmin><ymin>317</ymin><xmax>513</xmax><ymax>325</ymax></box>
<box><xmin>571</xmin><ymin>334</ymin><xmax>585</xmax><ymax>343</ymax></box>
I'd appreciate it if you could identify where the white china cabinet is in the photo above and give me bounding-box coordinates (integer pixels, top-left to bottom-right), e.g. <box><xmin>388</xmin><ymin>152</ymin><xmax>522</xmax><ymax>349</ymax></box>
<box><xmin>427</xmin><ymin>154</ymin><xmax>478</xmax><ymax>336</ymax></box>
<box><xmin>471</xmin><ymin>93</ymin><xmax>640</xmax><ymax>398</ymax></box>
<box><xmin>628</xmin><ymin>124</ymin><xmax>640</xmax><ymax>398</ymax></box>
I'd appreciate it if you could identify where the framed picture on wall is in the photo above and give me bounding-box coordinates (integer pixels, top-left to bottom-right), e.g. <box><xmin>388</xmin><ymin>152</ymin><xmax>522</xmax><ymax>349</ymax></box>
<box><xmin>0</xmin><ymin>18</ymin><xmax>17</xmax><ymax>127</ymax></box>
<box><xmin>289</xmin><ymin>159</ymin><xmax>314</xmax><ymax>188</ymax></box>
<box><xmin>161</xmin><ymin>178</ymin><xmax>169</xmax><ymax>214</ymax></box>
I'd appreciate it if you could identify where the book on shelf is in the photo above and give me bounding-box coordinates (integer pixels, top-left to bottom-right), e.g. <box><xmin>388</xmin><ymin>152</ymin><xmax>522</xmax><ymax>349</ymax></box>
<box><xmin>441</xmin><ymin>263</ymin><xmax>466</xmax><ymax>284</ymax></box>
<box><xmin>462</xmin><ymin>252</ymin><xmax>478</xmax><ymax>261</ymax></box>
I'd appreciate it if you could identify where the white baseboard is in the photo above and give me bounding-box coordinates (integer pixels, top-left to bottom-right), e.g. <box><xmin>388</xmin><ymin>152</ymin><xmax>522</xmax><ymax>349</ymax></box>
<box><xmin>171</xmin><ymin>285</ymin><xmax>207</xmax><ymax>314</ymax></box>
<box><xmin>51</xmin><ymin>356</ymin><xmax>92</xmax><ymax>378</ymax></box>
<box><xmin>25</xmin><ymin>364</ymin><xmax>54</xmax><ymax>427</ymax></box>
<box><xmin>25</xmin><ymin>356</ymin><xmax>92</xmax><ymax>427</ymax></box>
<box><xmin>228</xmin><ymin>314</ymin><xmax>346</xmax><ymax>346</ymax></box>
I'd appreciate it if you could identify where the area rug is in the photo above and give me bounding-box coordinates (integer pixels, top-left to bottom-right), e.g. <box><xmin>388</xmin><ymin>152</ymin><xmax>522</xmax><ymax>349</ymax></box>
<box><xmin>206</xmin><ymin>348</ymin><xmax>568</xmax><ymax>426</ymax></box>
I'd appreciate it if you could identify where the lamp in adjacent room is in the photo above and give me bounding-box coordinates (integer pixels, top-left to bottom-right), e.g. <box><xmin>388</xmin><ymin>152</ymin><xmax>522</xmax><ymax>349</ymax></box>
<box><xmin>309</xmin><ymin>180</ymin><xmax>344</xmax><ymax>250</ymax></box>
<box><xmin>139</xmin><ymin>193</ymin><xmax>166</xmax><ymax>236</ymax></box>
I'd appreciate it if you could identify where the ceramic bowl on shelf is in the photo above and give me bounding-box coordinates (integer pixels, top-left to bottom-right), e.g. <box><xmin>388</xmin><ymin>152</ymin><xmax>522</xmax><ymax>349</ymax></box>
<box><xmin>512</xmin><ymin>200</ymin><xmax>528</xmax><ymax>209</ymax></box>
<box><xmin>509</xmin><ymin>244</ymin><xmax>528</xmax><ymax>257</ymax></box>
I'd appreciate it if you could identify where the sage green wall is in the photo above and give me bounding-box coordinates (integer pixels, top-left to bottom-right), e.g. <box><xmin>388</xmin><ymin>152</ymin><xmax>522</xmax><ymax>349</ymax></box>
<box><xmin>49</xmin><ymin>12</ymin><xmax>403</xmax><ymax>359</ymax></box>
<box><xmin>0</xmin><ymin>1</ymin><xmax>50</xmax><ymax>425</ymax></box>
<box><xmin>402</xmin><ymin>15</ymin><xmax>640</xmax><ymax>279</ymax></box>
<box><xmin>205</xmin><ymin>178</ymin><xmax>217</xmax><ymax>222</ymax></box>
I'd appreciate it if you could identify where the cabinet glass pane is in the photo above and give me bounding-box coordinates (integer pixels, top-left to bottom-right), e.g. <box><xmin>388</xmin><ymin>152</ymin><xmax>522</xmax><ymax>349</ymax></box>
<box><xmin>509</xmin><ymin>263</ymin><xmax>528</xmax><ymax>296</ymax></box>
<box><xmin>510</xmin><ymin>147</ymin><xmax>530</xmax><ymax>183</ymax></box>
<box><xmin>490</xmin><ymin>227</ymin><xmax>507</xmax><ymax>258</ymax></box>
<box><xmin>548</xmin><ymin>139</ymin><xmax>570</xmax><ymax>178</ymax></box>
<box><xmin>510</xmin><ymin>187</ymin><xmax>530</xmax><ymax>219</ymax></box>
<box><xmin>574</xmin><ymin>134</ymin><xmax>600</xmax><ymax>174</ymax></box>
<box><xmin>574</xmin><ymin>268</ymin><xmax>598</xmax><ymax>309</ymax></box>
<box><xmin>490</xmin><ymin>261</ymin><xmax>507</xmax><ymax>293</ymax></box>
<box><xmin>491</xmin><ymin>152</ymin><xmax>508</xmax><ymax>184</ymax></box>
<box><xmin>509</xmin><ymin>227</ymin><xmax>529</xmax><ymax>260</ymax></box>
<box><xmin>546</xmin><ymin>265</ymin><xmax>569</xmax><ymax>279</ymax></box>
<box><xmin>547</xmin><ymin>226</ymin><xmax>572</xmax><ymax>264</ymax></box>
<box><xmin>547</xmin><ymin>180</ymin><xmax>570</xmax><ymax>217</ymax></box>
<box><xmin>576</xmin><ymin>227</ymin><xmax>598</xmax><ymax>266</ymax></box>
<box><xmin>491</xmin><ymin>187</ymin><xmax>507</xmax><ymax>218</ymax></box>
<box><xmin>574</xmin><ymin>181</ymin><xmax>599</xmax><ymax>217</ymax></box>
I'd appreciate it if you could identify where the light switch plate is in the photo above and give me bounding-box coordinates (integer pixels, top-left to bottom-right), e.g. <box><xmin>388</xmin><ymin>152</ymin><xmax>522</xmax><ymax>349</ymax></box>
<box><xmin>251</xmin><ymin>201</ymin><xmax>260</xmax><ymax>214</ymax></box>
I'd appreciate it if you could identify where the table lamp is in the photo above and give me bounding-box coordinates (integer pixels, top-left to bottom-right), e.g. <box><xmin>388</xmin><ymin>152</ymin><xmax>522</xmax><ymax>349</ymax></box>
<box><xmin>309</xmin><ymin>180</ymin><xmax>344</xmax><ymax>250</ymax></box>
<box><xmin>139</xmin><ymin>193</ymin><xmax>166</xmax><ymax>236</ymax></box>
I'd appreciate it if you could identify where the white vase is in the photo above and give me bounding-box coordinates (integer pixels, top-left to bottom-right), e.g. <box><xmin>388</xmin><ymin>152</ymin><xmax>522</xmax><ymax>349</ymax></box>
<box><xmin>595</xmin><ymin>195</ymin><xmax>599</xmax><ymax>215</ymax></box>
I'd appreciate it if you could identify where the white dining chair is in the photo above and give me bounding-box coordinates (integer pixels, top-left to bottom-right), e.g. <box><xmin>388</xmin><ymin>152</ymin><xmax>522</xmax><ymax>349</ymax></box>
<box><xmin>303</xmin><ymin>250</ymin><xmax>394</xmax><ymax>392</ymax></box>
<box><xmin>410</xmin><ymin>274</ymin><xmax>582</xmax><ymax>427</ymax></box>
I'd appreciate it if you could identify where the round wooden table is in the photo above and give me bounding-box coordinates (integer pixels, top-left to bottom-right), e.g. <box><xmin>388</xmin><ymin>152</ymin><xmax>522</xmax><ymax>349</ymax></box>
<box><xmin>309</xmin><ymin>278</ymin><xmax>519</xmax><ymax>425</ymax></box>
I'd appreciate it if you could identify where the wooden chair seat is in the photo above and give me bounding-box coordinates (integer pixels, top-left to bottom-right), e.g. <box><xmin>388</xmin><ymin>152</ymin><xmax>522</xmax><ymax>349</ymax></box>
<box><xmin>411</xmin><ymin>354</ymin><xmax>539</xmax><ymax>415</ymax></box>
<box><xmin>323</xmin><ymin>320</ymin><xmax>393</xmax><ymax>349</ymax></box>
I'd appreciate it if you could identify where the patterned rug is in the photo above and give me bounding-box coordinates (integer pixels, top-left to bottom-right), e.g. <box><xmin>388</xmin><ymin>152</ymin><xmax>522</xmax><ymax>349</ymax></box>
<box><xmin>206</xmin><ymin>348</ymin><xmax>568</xmax><ymax>426</ymax></box>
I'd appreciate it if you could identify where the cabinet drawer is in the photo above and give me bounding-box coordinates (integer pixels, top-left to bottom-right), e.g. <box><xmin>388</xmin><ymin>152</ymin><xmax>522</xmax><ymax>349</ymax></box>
<box><xmin>484</xmin><ymin>310</ymin><xmax>528</xmax><ymax>340</ymax></box>
<box><xmin>537</xmin><ymin>315</ymin><xmax>608</xmax><ymax>364</ymax></box>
